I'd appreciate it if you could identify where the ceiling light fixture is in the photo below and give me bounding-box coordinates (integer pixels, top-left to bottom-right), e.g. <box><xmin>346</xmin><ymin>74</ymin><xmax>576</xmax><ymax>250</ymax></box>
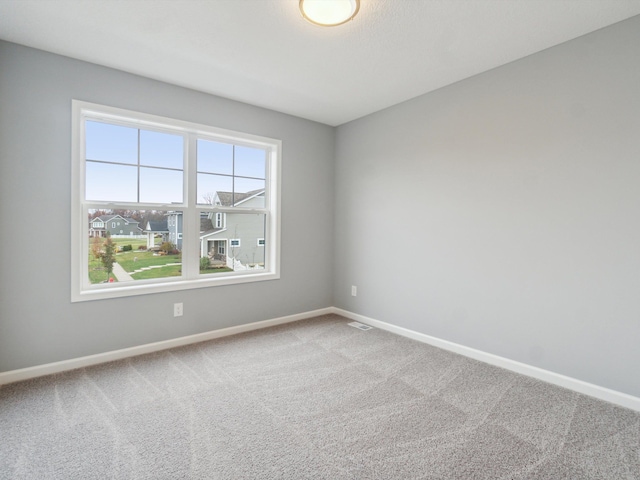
<box><xmin>299</xmin><ymin>0</ymin><xmax>360</xmax><ymax>27</ymax></box>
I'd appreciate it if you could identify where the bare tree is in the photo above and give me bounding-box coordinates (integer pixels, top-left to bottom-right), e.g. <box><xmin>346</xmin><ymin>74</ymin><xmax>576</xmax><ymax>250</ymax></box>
<box><xmin>201</xmin><ymin>192</ymin><xmax>217</xmax><ymax>205</ymax></box>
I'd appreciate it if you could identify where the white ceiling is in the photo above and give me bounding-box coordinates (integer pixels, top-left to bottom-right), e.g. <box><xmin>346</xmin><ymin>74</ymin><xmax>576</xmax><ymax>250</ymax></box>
<box><xmin>1</xmin><ymin>0</ymin><xmax>639</xmax><ymax>126</ymax></box>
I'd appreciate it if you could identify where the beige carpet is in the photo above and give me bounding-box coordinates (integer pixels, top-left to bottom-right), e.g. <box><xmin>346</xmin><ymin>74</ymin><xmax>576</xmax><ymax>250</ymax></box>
<box><xmin>1</xmin><ymin>314</ymin><xmax>638</xmax><ymax>479</ymax></box>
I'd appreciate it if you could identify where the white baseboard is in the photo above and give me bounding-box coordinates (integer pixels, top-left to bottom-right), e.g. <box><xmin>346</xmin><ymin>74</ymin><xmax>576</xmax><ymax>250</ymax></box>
<box><xmin>331</xmin><ymin>307</ymin><xmax>640</xmax><ymax>412</ymax></box>
<box><xmin>0</xmin><ymin>307</ymin><xmax>333</xmax><ymax>386</ymax></box>
<box><xmin>2</xmin><ymin>305</ymin><xmax>638</xmax><ymax>413</ymax></box>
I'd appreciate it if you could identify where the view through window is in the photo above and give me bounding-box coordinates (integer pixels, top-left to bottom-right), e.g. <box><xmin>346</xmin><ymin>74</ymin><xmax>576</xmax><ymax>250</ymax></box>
<box><xmin>72</xmin><ymin>101</ymin><xmax>281</xmax><ymax>301</ymax></box>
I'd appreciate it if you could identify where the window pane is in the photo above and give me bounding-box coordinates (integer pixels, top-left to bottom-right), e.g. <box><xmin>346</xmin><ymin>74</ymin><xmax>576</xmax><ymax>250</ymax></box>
<box><xmin>88</xmin><ymin>209</ymin><xmax>182</xmax><ymax>285</ymax></box>
<box><xmin>140</xmin><ymin>130</ymin><xmax>184</xmax><ymax>169</ymax></box>
<box><xmin>199</xmin><ymin>213</ymin><xmax>265</xmax><ymax>275</ymax></box>
<box><xmin>76</xmin><ymin>102</ymin><xmax>280</xmax><ymax>301</ymax></box>
<box><xmin>197</xmin><ymin>173</ymin><xmax>233</xmax><ymax>205</ymax></box>
<box><xmin>140</xmin><ymin>167</ymin><xmax>183</xmax><ymax>204</ymax></box>
<box><xmin>86</xmin><ymin>161</ymin><xmax>137</xmax><ymax>202</ymax></box>
<box><xmin>235</xmin><ymin>146</ymin><xmax>266</xmax><ymax>179</ymax></box>
<box><xmin>197</xmin><ymin>139</ymin><xmax>233</xmax><ymax>175</ymax></box>
<box><xmin>234</xmin><ymin>178</ymin><xmax>265</xmax><ymax>207</ymax></box>
<box><xmin>86</xmin><ymin>121</ymin><xmax>138</xmax><ymax>164</ymax></box>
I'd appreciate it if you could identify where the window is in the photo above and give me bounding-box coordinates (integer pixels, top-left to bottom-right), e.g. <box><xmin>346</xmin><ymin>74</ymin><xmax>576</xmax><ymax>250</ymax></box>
<box><xmin>72</xmin><ymin>101</ymin><xmax>281</xmax><ymax>302</ymax></box>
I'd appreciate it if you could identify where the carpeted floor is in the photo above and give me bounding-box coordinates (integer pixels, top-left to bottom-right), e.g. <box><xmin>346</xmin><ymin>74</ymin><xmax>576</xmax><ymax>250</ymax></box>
<box><xmin>1</xmin><ymin>314</ymin><xmax>638</xmax><ymax>479</ymax></box>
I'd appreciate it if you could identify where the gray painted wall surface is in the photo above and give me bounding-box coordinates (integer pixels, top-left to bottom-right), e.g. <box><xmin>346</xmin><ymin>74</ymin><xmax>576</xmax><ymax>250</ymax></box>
<box><xmin>334</xmin><ymin>17</ymin><xmax>640</xmax><ymax>398</ymax></box>
<box><xmin>0</xmin><ymin>41</ymin><xmax>334</xmax><ymax>371</ymax></box>
<box><xmin>2</xmin><ymin>17</ymin><xmax>640</xmax><ymax>400</ymax></box>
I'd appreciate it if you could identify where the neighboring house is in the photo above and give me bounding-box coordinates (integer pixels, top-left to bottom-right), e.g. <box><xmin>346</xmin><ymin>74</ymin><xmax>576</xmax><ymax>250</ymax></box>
<box><xmin>143</xmin><ymin>220</ymin><xmax>169</xmax><ymax>249</ymax></box>
<box><xmin>166</xmin><ymin>212</ymin><xmax>184</xmax><ymax>250</ymax></box>
<box><xmin>161</xmin><ymin>190</ymin><xmax>266</xmax><ymax>269</ymax></box>
<box><xmin>200</xmin><ymin>190</ymin><xmax>266</xmax><ymax>269</ymax></box>
<box><xmin>89</xmin><ymin>215</ymin><xmax>143</xmax><ymax>237</ymax></box>
<box><xmin>163</xmin><ymin>211</ymin><xmax>218</xmax><ymax>253</ymax></box>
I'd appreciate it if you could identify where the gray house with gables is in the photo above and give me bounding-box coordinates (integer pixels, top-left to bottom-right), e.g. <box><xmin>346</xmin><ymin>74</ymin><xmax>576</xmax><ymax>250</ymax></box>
<box><xmin>200</xmin><ymin>190</ymin><xmax>266</xmax><ymax>269</ymax></box>
<box><xmin>89</xmin><ymin>215</ymin><xmax>143</xmax><ymax>238</ymax></box>
<box><xmin>159</xmin><ymin>190</ymin><xmax>266</xmax><ymax>269</ymax></box>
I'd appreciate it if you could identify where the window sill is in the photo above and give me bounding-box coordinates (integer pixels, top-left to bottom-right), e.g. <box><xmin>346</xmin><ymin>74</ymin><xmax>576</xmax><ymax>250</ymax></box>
<box><xmin>72</xmin><ymin>270</ymin><xmax>280</xmax><ymax>302</ymax></box>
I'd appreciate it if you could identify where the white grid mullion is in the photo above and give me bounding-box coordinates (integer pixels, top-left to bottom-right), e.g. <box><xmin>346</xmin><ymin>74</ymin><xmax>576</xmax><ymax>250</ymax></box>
<box><xmin>183</xmin><ymin>134</ymin><xmax>198</xmax><ymax>280</ymax></box>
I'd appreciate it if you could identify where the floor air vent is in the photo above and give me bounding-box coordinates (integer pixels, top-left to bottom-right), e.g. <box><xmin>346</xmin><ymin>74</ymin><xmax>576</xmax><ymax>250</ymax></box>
<box><xmin>348</xmin><ymin>322</ymin><xmax>373</xmax><ymax>331</ymax></box>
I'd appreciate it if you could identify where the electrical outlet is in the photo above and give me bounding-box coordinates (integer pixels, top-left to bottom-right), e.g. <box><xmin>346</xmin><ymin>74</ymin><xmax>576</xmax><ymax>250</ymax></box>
<box><xmin>173</xmin><ymin>302</ymin><xmax>183</xmax><ymax>317</ymax></box>
<box><xmin>351</xmin><ymin>285</ymin><xmax>357</xmax><ymax>297</ymax></box>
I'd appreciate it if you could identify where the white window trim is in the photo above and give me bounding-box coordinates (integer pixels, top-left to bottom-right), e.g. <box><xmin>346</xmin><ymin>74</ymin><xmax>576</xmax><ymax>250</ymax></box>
<box><xmin>257</xmin><ymin>238</ymin><xmax>265</xmax><ymax>246</ymax></box>
<box><xmin>71</xmin><ymin>100</ymin><xmax>281</xmax><ymax>302</ymax></box>
<box><xmin>215</xmin><ymin>212</ymin><xmax>225</xmax><ymax>229</ymax></box>
<box><xmin>230</xmin><ymin>239</ymin><xmax>241</xmax><ymax>247</ymax></box>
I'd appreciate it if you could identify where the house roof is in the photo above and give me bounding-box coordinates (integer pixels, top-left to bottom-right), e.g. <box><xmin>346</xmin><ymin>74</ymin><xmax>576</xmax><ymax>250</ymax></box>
<box><xmin>215</xmin><ymin>189</ymin><xmax>264</xmax><ymax>207</ymax></box>
<box><xmin>92</xmin><ymin>215</ymin><xmax>115</xmax><ymax>223</ymax></box>
<box><xmin>200</xmin><ymin>217</ymin><xmax>213</xmax><ymax>232</ymax></box>
<box><xmin>145</xmin><ymin>220</ymin><xmax>168</xmax><ymax>233</ymax></box>
<box><xmin>199</xmin><ymin>215</ymin><xmax>225</xmax><ymax>238</ymax></box>
<box><xmin>93</xmin><ymin>215</ymin><xmax>139</xmax><ymax>225</ymax></box>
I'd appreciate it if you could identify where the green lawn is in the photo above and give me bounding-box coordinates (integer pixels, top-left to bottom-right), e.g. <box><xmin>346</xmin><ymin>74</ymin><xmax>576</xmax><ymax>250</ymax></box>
<box><xmin>88</xmin><ymin>238</ymin><xmax>180</xmax><ymax>284</ymax></box>
<box><xmin>89</xmin><ymin>238</ymin><xmax>239</xmax><ymax>283</ymax></box>
<box><xmin>118</xmin><ymin>250</ymin><xmax>182</xmax><ymax>281</ymax></box>
<box><xmin>131</xmin><ymin>264</ymin><xmax>182</xmax><ymax>280</ymax></box>
<box><xmin>89</xmin><ymin>260</ymin><xmax>117</xmax><ymax>283</ymax></box>
<box><xmin>88</xmin><ymin>257</ymin><xmax>117</xmax><ymax>284</ymax></box>
<box><xmin>128</xmin><ymin>263</ymin><xmax>233</xmax><ymax>280</ymax></box>
<box><xmin>200</xmin><ymin>267</ymin><xmax>234</xmax><ymax>274</ymax></box>
<box><xmin>111</xmin><ymin>238</ymin><xmax>147</xmax><ymax>250</ymax></box>
<box><xmin>117</xmin><ymin>250</ymin><xmax>181</xmax><ymax>272</ymax></box>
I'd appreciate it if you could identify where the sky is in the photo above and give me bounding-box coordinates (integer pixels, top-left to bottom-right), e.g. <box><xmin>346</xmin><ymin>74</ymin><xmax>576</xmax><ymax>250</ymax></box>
<box><xmin>85</xmin><ymin>120</ymin><xmax>266</xmax><ymax>205</ymax></box>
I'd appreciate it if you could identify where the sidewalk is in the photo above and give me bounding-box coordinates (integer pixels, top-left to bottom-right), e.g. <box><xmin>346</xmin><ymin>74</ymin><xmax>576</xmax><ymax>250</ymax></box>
<box><xmin>111</xmin><ymin>262</ymin><xmax>134</xmax><ymax>282</ymax></box>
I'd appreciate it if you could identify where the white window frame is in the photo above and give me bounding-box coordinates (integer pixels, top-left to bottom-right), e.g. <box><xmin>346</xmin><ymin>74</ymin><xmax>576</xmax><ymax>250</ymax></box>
<box><xmin>230</xmin><ymin>239</ymin><xmax>241</xmax><ymax>247</ymax></box>
<box><xmin>71</xmin><ymin>100</ymin><xmax>281</xmax><ymax>302</ymax></box>
<box><xmin>215</xmin><ymin>212</ymin><xmax>225</xmax><ymax>229</ymax></box>
<box><xmin>257</xmin><ymin>238</ymin><xmax>265</xmax><ymax>246</ymax></box>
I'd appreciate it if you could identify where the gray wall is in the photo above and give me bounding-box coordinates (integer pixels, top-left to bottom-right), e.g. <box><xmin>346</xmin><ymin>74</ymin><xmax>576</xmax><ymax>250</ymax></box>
<box><xmin>334</xmin><ymin>16</ymin><xmax>640</xmax><ymax>398</ymax></box>
<box><xmin>0</xmin><ymin>41</ymin><xmax>334</xmax><ymax>371</ymax></box>
<box><xmin>2</xmin><ymin>16</ymin><xmax>640</xmax><ymax>400</ymax></box>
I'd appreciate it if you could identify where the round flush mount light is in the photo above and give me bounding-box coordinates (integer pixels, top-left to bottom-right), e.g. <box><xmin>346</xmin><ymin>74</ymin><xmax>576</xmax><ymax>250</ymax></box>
<box><xmin>299</xmin><ymin>0</ymin><xmax>360</xmax><ymax>27</ymax></box>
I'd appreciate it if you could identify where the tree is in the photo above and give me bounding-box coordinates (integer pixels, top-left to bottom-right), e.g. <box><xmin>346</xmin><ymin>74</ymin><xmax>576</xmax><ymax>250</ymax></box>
<box><xmin>201</xmin><ymin>192</ymin><xmax>217</xmax><ymax>205</ymax></box>
<box><xmin>90</xmin><ymin>235</ymin><xmax>103</xmax><ymax>260</ymax></box>
<box><xmin>94</xmin><ymin>234</ymin><xmax>116</xmax><ymax>282</ymax></box>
